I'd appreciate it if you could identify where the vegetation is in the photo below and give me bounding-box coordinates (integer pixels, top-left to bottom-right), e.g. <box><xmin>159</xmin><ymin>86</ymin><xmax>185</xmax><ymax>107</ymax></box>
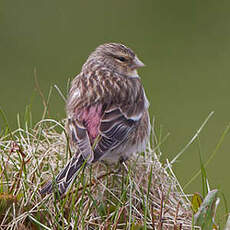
<box><xmin>0</xmin><ymin>90</ymin><xmax>229</xmax><ymax>229</ymax></box>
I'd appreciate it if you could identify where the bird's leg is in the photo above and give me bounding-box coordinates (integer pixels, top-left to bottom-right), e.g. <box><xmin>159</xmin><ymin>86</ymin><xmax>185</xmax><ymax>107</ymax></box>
<box><xmin>119</xmin><ymin>156</ymin><xmax>129</xmax><ymax>164</ymax></box>
<box><xmin>113</xmin><ymin>156</ymin><xmax>129</xmax><ymax>174</ymax></box>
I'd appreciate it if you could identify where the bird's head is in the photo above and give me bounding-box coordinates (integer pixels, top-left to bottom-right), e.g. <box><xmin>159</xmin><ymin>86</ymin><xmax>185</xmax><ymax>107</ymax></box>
<box><xmin>85</xmin><ymin>43</ymin><xmax>145</xmax><ymax>78</ymax></box>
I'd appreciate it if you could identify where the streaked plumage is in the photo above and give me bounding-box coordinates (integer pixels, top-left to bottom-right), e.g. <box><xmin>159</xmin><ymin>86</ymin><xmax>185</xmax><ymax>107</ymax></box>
<box><xmin>40</xmin><ymin>43</ymin><xmax>150</xmax><ymax>196</ymax></box>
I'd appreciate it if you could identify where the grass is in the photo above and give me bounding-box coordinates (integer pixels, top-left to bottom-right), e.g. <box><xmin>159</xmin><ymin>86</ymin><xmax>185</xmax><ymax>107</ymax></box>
<box><xmin>0</xmin><ymin>87</ymin><xmax>229</xmax><ymax>229</ymax></box>
<box><xmin>0</xmin><ymin>114</ymin><xmax>197</xmax><ymax>229</ymax></box>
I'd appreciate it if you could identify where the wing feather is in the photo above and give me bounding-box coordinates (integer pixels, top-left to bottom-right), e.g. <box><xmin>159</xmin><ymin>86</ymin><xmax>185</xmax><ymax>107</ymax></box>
<box><xmin>69</xmin><ymin>119</ymin><xmax>94</xmax><ymax>162</ymax></box>
<box><xmin>93</xmin><ymin>107</ymin><xmax>141</xmax><ymax>162</ymax></box>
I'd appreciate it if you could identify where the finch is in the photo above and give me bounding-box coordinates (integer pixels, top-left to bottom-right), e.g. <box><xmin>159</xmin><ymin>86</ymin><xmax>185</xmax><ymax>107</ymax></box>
<box><xmin>40</xmin><ymin>43</ymin><xmax>150</xmax><ymax>196</ymax></box>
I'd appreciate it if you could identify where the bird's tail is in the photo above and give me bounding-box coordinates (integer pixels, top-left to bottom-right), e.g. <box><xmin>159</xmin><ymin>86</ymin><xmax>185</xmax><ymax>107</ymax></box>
<box><xmin>40</xmin><ymin>153</ymin><xmax>86</xmax><ymax>197</ymax></box>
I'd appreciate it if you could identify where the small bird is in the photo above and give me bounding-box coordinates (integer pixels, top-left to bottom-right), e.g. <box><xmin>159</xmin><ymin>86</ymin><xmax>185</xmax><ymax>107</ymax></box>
<box><xmin>40</xmin><ymin>43</ymin><xmax>150</xmax><ymax>196</ymax></box>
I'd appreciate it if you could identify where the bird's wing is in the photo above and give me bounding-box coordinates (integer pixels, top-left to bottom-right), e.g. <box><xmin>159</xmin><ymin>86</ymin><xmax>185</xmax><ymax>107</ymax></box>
<box><xmin>93</xmin><ymin>106</ymin><xmax>139</xmax><ymax>162</ymax></box>
<box><xmin>68</xmin><ymin>118</ymin><xmax>94</xmax><ymax>162</ymax></box>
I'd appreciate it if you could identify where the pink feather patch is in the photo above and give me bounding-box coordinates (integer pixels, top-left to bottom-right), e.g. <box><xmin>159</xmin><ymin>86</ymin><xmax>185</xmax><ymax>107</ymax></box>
<box><xmin>76</xmin><ymin>104</ymin><xmax>102</xmax><ymax>143</ymax></box>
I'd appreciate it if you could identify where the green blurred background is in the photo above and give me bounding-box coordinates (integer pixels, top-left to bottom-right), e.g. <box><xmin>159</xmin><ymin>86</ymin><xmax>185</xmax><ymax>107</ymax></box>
<box><xmin>1</xmin><ymin>0</ymin><xmax>230</xmax><ymax>217</ymax></box>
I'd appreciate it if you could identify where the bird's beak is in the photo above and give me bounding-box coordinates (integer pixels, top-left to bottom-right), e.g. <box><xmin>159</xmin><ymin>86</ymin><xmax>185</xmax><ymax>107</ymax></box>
<box><xmin>133</xmin><ymin>56</ymin><xmax>145</xmax><ymax>68</ymax></box>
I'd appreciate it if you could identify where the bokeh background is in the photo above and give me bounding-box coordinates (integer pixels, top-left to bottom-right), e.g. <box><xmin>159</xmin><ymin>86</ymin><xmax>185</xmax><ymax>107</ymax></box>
<box><xmin>1</xmin><ymin>0</ymin><xmax>230</xmax><ymax>218</ymax></box>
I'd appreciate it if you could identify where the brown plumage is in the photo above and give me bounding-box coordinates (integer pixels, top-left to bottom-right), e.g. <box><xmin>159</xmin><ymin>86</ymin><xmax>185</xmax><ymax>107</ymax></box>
<box><xmin>40</xmin><ymin>43</ymin><xmax>150</xmax><ymax>196</ymax></box>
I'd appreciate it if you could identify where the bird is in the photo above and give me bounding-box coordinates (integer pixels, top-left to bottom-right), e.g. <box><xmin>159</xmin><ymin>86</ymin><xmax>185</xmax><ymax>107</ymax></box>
<box><xmin>40</xmin><ymin>43</ymin><xmax>150</xmax><ymax>196</ymax></box>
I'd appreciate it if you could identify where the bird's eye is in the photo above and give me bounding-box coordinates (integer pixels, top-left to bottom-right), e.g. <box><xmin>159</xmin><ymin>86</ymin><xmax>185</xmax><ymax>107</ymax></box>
<box><xmin>116</xmin><ymin>56</ymin><xmax>126</xmax><ymax>62</ymax></box>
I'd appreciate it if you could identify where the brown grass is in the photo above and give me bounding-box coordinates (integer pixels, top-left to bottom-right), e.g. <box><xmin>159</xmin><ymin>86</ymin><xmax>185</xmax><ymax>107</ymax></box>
<box><xmin>0</xmin><ymin>119</ymin><xmax>198</xmax><ymax>229</ymax></box>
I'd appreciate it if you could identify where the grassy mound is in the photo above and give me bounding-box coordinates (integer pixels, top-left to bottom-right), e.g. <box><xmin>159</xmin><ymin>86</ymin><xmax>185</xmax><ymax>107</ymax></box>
<box><xmin>0</xmin><ymin>118</ymin><xmax>197</xmax><ymax>229</ymax></box>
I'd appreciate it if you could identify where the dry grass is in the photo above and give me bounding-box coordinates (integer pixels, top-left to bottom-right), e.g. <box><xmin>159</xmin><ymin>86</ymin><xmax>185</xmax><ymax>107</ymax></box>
<box><xmin>0</xmin><ymin>118</ymin><xmax>198</xmax><ymax>230</ymax></box>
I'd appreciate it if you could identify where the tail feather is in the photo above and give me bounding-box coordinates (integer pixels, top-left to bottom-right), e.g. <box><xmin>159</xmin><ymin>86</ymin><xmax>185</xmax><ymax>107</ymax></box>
<box><xmin>40</xmin><ymin>154</ymin><xmax>85</xmax><ymax>196</ymax></box>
